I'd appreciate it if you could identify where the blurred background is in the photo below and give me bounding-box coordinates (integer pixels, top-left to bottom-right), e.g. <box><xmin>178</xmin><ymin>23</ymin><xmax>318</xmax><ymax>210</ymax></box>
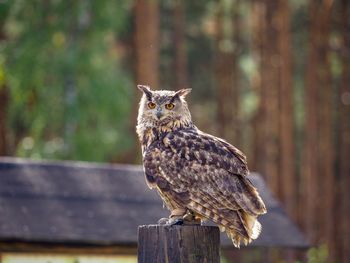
<box><xmin>0</xmin><ymin>0</ymin><xmax>349</xmax><ymax>262</ymax></box>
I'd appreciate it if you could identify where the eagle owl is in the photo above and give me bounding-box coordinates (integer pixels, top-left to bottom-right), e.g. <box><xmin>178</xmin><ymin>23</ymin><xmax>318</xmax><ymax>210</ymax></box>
<box><xmin>136</xmin><ymin>85</ymin><xmax>266</xmax><ymax>247</ymax></box>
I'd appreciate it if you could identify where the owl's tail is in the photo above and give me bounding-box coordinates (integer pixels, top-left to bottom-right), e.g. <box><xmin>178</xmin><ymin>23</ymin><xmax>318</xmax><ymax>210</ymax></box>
<box><xmin>241</xmin><ymin>212</ymin><xmax>262</xmax><ymax>240</ymax></box>
<box><xmin>223</xmin><ymin>211</ymin><xmax>262</xmax><ymax>247</ymax></box>
<box><xmin>189</xmin><ymin>198</ymin><xmax>262</xmax><ymax>248</ymax></box>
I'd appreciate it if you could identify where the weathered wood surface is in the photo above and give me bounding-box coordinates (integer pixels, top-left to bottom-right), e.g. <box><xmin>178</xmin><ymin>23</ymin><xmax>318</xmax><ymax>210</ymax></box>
<box><xmin>138</xmin><ymin>225</ymin><xmax>220</xmax><ymax>263</ymax></box>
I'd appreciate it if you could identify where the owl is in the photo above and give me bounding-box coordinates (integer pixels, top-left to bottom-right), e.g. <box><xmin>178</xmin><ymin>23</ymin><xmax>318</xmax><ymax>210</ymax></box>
<box><xmin>136</xmin><ymin>85</ymin><xmax>267</xmax><ymax>247</ymax></box>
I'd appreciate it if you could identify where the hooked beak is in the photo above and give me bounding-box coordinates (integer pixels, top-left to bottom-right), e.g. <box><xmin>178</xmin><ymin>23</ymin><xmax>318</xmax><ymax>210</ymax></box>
<box><xmin>156</xmin><ymin>110</ymin><xmax>163</xmax><ymax>120</ymax></box>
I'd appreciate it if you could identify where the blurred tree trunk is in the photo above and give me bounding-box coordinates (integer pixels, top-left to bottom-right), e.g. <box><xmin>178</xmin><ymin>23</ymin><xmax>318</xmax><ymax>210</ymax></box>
<box><xmin>339</xmin><ymin>0</ymin><xmax>350</xmax><ymax>261</ymax></box>
<box><xmin>317</xmin><ymin>0</ymin><xmax>334</xmax><ymax>258</ymax></box>
<box><xmin>174</xmin><ymin>0</ymin><xmax>188</xmax><ymax>91</ymax></box>
<box><xmin>275</xmin><ymin>3</ymin><xmax>299</xmax><ymax>261</ymax></box>
<box><xmin>262</xmin><ymin>0</ymin><xmax>280</xmax><ymax>197</ymax></box>
<box><xmin>302</xmin><ymin>0</ymin><xmax>319</xmax><ymax>244</ymax></box>
<box><xmin>302</xmin><ymin>0</ymin><xmax>334</xmax><ymax>256</ymax></box>
<box><xmin>251</xmin><ymin>0</ymin><xmax>264</xmax><ymax>173</ymax></box>
<box><xmin>231</xmin><ymin>0</ymin><xmax>242</xmax><ymax>148</ymax></box>
<box><xmin>135</xmin><ymin>0</ymin><xmax>160</xmax><ymax>88</ymax></box>
<box><xmin>276</xmin><ymin>0</ymin><xmax>296</xmax><ymax>221</ymax></box>
<box><xmin>121</xmin><ymin>0</ymin><xmax>160</xmax><ymax>163</ymax></box>
<box><xmin>253</xmin><ymin>0</ymin><xmax>280</xmax><ymax>196</ymax></box>
<box><xmin>215</xmin><ymin>0</ymin><xmax>240</xmax><ymax>145</ymax></box>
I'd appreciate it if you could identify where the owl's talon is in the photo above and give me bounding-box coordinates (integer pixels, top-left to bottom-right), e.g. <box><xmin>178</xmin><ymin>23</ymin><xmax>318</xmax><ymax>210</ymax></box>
<box><xmin>168</xmin><ymin>217</ymin><xmax>184</xmax><ymax>226</ymax></box>
<box><xmin>158</xmin><ymin>217</ymin><xmax>184</xmax><ymax>226</ymax></box>
<box><xmin>158</xmin><ymin>218</ymin><xmax>169</xmax><ymax>225</ymax></box>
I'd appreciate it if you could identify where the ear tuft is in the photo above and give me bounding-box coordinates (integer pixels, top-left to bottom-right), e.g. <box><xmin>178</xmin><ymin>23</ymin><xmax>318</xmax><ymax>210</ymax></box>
<box><xmin>137</xmin><ymin>85</ymin><xmax>153</xmax><ymax>100</ymax></box>
<box><xmin>137</xmin><ymin>84</ymin><xmax>152</xmax><ymax>93</ymax></box>
<box><xmin>175</xmin><ymin>88</ymin><xmax>192</xmax><ymax>98</ymax></box>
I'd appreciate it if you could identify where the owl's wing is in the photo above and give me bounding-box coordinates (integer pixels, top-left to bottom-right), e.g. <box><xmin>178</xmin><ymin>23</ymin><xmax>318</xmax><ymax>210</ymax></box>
<box><xmin>196</xmin><ymin>129</ymin><xmax>249</xmax><ymax>174</ymax></box>
<box><xmin>143</xmin><ymin>128</ymin><xmax>267</xmax><ymax>245</ymax></box>
<box><xmin>143</xmin><ymin>128</ymin><xmax>266</xmax><ymax>217</ymax></box>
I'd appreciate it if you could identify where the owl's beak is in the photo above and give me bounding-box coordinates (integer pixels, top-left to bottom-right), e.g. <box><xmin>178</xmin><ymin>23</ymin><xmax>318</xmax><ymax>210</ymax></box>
<box><xmin>156</xmin><ymin>110</ymin><xmax>163</xmax><ymax>120</ymax></box>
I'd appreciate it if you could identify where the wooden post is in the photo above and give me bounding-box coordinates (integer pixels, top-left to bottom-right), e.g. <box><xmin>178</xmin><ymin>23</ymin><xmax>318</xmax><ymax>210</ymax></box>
<box><xmin>138</xmin><ymin>225</ymin><xmax>220</xmax><ymax>263</ymax></box>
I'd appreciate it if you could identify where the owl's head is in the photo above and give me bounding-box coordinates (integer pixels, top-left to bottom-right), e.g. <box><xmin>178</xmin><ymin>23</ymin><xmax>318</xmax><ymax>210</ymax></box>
<box><xmin>137</xmin><ymin>85</ymin><xmax>192</xmax><ymax>131</ymax></box>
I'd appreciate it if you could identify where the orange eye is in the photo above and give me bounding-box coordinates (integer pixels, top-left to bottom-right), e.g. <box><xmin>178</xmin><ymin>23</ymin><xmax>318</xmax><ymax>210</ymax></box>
<box><xmin>147</xmin><ymin>102</ymin><xmax>156</xmax><ymax>109</ymax></box>
<box><xmin>165</xmin><ymin>103</ymin><xmax>175</xmax><ymax>110</ymax></box>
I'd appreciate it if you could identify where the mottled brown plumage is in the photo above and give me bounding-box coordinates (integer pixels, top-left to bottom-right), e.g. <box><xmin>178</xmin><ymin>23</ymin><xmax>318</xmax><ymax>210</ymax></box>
<box><xmin>136</xmin><ymin>85</ymin><xmax>267</xmax><ymax>247</ymax></box>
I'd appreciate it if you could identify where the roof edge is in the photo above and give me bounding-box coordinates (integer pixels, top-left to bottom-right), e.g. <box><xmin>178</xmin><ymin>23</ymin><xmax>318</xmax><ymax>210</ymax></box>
<box><xmin>0</xmin><ymin>157</ymin><xmax>143</xmax><ymax>172</ymax></box>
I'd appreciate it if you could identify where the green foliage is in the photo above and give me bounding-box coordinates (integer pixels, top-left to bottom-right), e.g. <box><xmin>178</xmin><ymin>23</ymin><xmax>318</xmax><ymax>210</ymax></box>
<box><xmin>220</xmin><ymin>256</ymin><xmax>229</xmax><ymax>263</ymax></box>
<box><xmin>307</xmin><ymin>244</ymin><xmax>329</xmax><ymax>263</ymax></box>
<box><xmin>2</xmin><ymin>0</ymin><xmax>134</xmax><ymax>161</ymax></box>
